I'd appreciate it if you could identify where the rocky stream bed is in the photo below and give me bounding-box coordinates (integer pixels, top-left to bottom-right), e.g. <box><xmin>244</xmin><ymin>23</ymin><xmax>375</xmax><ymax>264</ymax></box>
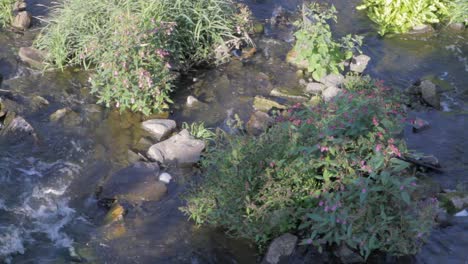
<box><xmin>0</xmin><ymin>0</ymin><xmax>467</xmax><ymax>263</ymax></box>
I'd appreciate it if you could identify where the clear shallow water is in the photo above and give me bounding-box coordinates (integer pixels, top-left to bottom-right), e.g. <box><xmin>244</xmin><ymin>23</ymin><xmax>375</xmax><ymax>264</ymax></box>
<box><xmin>0</xmin><ymin>0</ymin><xmax>467</xmax><ymax>263</ymax></box>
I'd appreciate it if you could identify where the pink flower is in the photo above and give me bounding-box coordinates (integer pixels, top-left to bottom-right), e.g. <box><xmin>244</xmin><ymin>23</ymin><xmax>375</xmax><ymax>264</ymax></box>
<box><xmin>372</xmin><ymin>116</ymin><xmax>379</xmax><ymax>126</ymax></box>
<box><xmin>270</xmin><ymin>162</ymin><xmax>275</xmax><ymax>168</ymax></box>
<box><xmin>292</xmin><ymin>119</ymin><xmax>302</xmax><ymax>126</ymax></box>
<box><xmin>319</xmin><ymin>200</ymin><xmax>324</xmax><ymax>206</ymax></box>
<box><xmin>362</xmin><ymin>188</ymin><xmax>367</xmax><ymax>194</ymax></box>
<box><xmin>306</xmin><ymin>239</ymin><xmax>313</xmax><ymax>244</ymax></box>
<box><xmin>320</xmin><ymin>146</ymin><xmax>329</xmax><ymax>153</ymax></box>
<box><xmin>375</xmin><ymin>144</ymin><xmax>383</xmax><ymax>152</ymax></box>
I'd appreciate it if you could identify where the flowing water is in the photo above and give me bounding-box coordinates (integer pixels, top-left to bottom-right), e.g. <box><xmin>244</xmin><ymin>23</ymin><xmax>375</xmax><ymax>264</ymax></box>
<box><xmin>0</xmin><ymin>0</ymin><xmax>467</xmax><ymax>263</ymax></box>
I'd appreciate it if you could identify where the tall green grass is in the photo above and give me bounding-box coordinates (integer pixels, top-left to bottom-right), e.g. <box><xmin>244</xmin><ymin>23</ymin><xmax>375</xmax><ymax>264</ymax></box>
<box><xmin>35</xmin><ymin>0</ymin><xmax>252</xmax><ymax>114</ymax></box>
<box><xmin>0</xmin><ymin>0</ymin><xmax>15</xmax><ymax>28</ymax></box>
<box><xmin>449</xmin><ymin>0</ymin><xmax>468</xmax><ymax>24</ymax></box>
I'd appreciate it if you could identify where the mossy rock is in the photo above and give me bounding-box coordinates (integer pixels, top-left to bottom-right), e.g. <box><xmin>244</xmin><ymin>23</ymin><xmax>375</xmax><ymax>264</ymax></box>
<box><xmin>438</xmin><ymin>192</ymin><xmax>468</xmax><ymax>214</ymax></box>
<box><xmin>253</xmin><ymin>96</ymin><xmax>286</xmax><ymax>112</ymax></box>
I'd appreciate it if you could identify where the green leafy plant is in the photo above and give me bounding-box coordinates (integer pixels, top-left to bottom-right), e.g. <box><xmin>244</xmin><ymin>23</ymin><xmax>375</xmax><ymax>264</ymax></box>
<box><xmin>0</xmin><ymin>0</ymin><xmax>14</xmax><ymax>28</ymax></box>
<box><xmin>182</xmin><ymin>121</ymin><xmax>216</xmax><ymax>141</ymax></box>
<box><xmin>182</xmin><ymin>76</ymin><xmax>435</xmax><ymax>257</ymax></box>
<box><xmin>290</xmin><ymin>3</ymin><xmax>362</xmax><ymax>81</ymax></box>
<box><xmin>448</xmin><ymin>0</ymin><xmax>468</xmax><ymax>25</ymax></box>
<box><xmin>35</xmin><ymin>0</ymin><xmax>253</xmax><ymax>114</ymax></box>
<box><xmin>357</xmin><ymin>0</ymin><xmax>450</xmax><ymax>35</ymax></box>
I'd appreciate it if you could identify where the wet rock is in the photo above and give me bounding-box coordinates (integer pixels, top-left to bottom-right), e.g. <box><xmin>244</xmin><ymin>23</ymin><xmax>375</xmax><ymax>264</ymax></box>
<box><xmin>406</xmin><ymin>85</ymin><xmax>421</xmax><ymax>95</ymax></box>
<box><xmin>135</xmin><ymin>137</ymin><xmax>154</xmax><ymax>152</ymax></box>
<box><xmin>30</xmin><ymin>95</ymin><xmax>49</xmax><ymax>111</ymax></box>
<box><xmin>334</xmin><ymin>244</ymin><xmax>364</xmax><ymax>264</ymax></box>
<box><xmin>159</xmin><ymin>172</ymin><xmax>172</xmax><ymax>184</ymax></box>
<box><xmin>18</xmin><ymin>47</ymin><xmax>45</xmax><ymax>69</ymax></box>
<box><xmin>62</xmin><ymin>110</ymin><xmax>81</xmax><ymax>127</ymax></box>
<box><xmin>271</xmin><ymin>6</ymin><xmax>288</xmax><ymax>26</ymax></box>
<box><xmin>141</xmin><ymin>119</ymin><xmax>176</xmax><ymax>141</ymax></box>
<box><xmin>241</xmin><ymin>47</ymin><xmax>257</xmax><ymax>60</ymax></box>
<box><xmin>420</xmin><ymin>80</ymin><xmax>440</xmax><ymax>109</ymax></box>
<box><xmin>270</xmin><ymin>88</ymin><xmax>308</xmax><ymax>102</ymax></box>
<box><xmin>147</xmin><ymin>129</ymin><xmax>205</xmax><ymax>166</ymax></box>
<box><xmin>12</xmin><ymin>11</ymin><xmax>31</xmax><ymax>30</ymax></box>
<box><xmin>104</xmin><ymin>222</ymin><xmax>127</xmax><ymax>240</ymax></box>
<box><xmin>435</xmin><ymin>210</ymin><xmax>452</xmax><ymax>227</ymax></box>
<box><xmin>186</xmin><ymin>95</ymin><xmax>200</xmax><ymax>107</ymax></box>
<box><xmin>103</xmin><ymin>203</ymin><xmax>125</xmax><ymax>225</ymax></box>
<box><xmin>409</xmin><ymin>24</ymin><xmax>434</xmax><ymax>34</ymax></box>
<box><xmin>305</xmin><ymin>82</ymin><xmax>325</xmax><ymax>95</ymax></box>
<box><xmin>263</xmin><ymin>233</ymin><xmax>298</xmax><ymax>264</ymax></box>
<box><xmin>127</xmin><ymin>149</ymin><xmax>141</xmax><ymax>164</ymax></box>
<box><xmin>412</xmin><ymin>117</ymin><xmax>430</xmax><ymax>133</ymax></box>
<box><xmin>99</xmin><ymin>162</ymin><xmax>166</xmax><ymax>206</ymax></box>
<box><xmin>50</xmin><ymin>107</ymin><xmax>71</xmax><ymax>122</ymax></box>
<box><xmin>319</xmin><ymin>73</ymin><xmax>345</xmax><ymax>87</ymax></box>
<box><xmin>448</xmin><ymin>23</ymin><xmax>465</xmax><ymax>31</ymax></box>
<box><xmin>322</xmin><ymin>86</ymin><xmax>341</xmax><ymax>102</ymax></box>
<box><xmin>253</xmin><ymin>96</ymin><xmax>286</xmax><ymax>112</ymax></box>
<box><xmin>350</xmin><ymin>55</ymin><xmax>371</xmax><ymax>73</ymax></box>
<box><xmin>13</xmin><ymin>1</ymin><xmax>27</xmax><ymax>12</ymax></box>
<box><xmin>246</xmin><ymin>111</ymin><xmax>273</xmax><ymax>136</ymax></box>
<box><xmin>253</xmin><ymin>22</ymin><xmax>265</xmax><ymax>34</ymax></box>
<box><xmin>221</xmin><ymin>108</ymin><xmax>243</xmax><ymax>135</ymax></box>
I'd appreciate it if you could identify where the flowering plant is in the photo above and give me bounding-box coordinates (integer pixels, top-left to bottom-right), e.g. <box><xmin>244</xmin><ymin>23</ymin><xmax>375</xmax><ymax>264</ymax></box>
<box><xmin>182</xmin><ymin>77</ymin><xmax>435</xmax><ymax>256</ymax></box>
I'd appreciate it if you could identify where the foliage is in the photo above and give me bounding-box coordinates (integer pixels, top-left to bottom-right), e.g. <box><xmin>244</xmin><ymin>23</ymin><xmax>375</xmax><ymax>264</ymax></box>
<box><xmin>448</xmin><ymin>0</ymin><xmax>468</xmax><ymax>25</ymax></box>
<box><xmin>291</xmin><ymin>3</ymin><xmax>362</xmax><ymax>81</ymax></box>
<box><xmin>0</xmin><ymin>0</ymin><xmax>14</xmax><ymax>28</ymax></box>
<box><xmin>182</xmin><ymin>77</ymin><xmax>435</xmax><ymax>257</ymax></box>
<box><xmin>35</xmin><ymin>0</ymin><xmax>252</xmax><ymax>114</ymax></box>
<box><xmin>357</xmin><ymin>0</ymin><xmax>451</xmax><ymax>35</ymax></box>
<box><xmin>182</xmin><ymin>121</ymin><xmax>216</xmax><ymax>141</ymax></box>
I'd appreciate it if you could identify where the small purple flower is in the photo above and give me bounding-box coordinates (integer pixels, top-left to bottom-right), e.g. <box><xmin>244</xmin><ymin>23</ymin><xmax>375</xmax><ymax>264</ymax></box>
<box><xmin>362</xmin><ymin>188</ymin><xmax>367</xmax><ymax>194</ymax></box>
<box><xmin>319</xmin><ymin>201</ymin><xmax>324</xmax><ymax>207</ymax></box>
<box><xmin>400</xmin><ymin>186</ymin><xmax>405</xmax><ymax>190</ymax></box>
<box><xmin>306</xmin><ymin>239</ymin><xmax>313</xmax><ymax>245</ymax></box>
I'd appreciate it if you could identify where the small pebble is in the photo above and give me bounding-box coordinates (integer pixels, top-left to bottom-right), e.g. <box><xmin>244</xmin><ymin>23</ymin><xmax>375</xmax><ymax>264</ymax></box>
<box><xmin>159</xmin><ymin>172</ymin><xmax>172</xmax><ymax>184</ymax></box>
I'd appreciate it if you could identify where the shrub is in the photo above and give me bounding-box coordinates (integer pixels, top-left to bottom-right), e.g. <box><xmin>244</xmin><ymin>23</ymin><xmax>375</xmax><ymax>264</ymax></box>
<box><xmin>0</xmin><ymin>0</ymin><xmax>14</xmax><ymax>28</ymax></box>
<box><xmin>182</xmin><ymin>77</ymin><xmax>435</xmax><ymax>257</ymax></box>
<box><xmin>290</xmin><ymin>3</ymin><xmax>362</xmax><ymax>81</ymax></box>
<box><xmin>357</xmin><ymin>0</ymin><xmax>451</xmax><ymax>35</ymax></box>
<box><xmin>35</xmin><ymin>0</ymin><xmax>252</xmax><ymax>114</ymax></box>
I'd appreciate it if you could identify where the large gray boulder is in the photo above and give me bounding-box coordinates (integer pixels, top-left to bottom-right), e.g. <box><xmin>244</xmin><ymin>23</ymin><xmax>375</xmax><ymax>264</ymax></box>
<box><xmin>322</xmin><ymin>86</ymin><xmax>341</xmax><ymax>102</ymax></box>
<box><xmin>147</xmin><ymin>129</ymin><xmax>205</xmax><ymax>166</ymax></box>
<box><xmin>263</xmin><ymin>233</ymin><xmax>298</xmax><ymax>264</ymax></box>
<box><xmin>305</xmin><ymin>82</ymin><xmax>325</xmax><ymax>95</ymax></box>
<box><xmin>420</xmin><ymin>80</ymin><xmax>441</xmax><ymax>109</ymax></box>
<box><xmin>141</xmin><ymin>119</ymin><xmax>176</xmax><ymax>141</ymax></box>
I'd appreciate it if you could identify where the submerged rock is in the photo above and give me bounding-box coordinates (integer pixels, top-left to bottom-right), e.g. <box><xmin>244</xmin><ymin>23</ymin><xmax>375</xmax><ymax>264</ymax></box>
<box><xmin>263</xmin><ymin>233</ymin><xmax>297</xmax><ymax>264</ymax></box>
<box><xmin>412</xmin><ymin>117</ymin><xmax>430</xmax><ymax>133</ymax></box>
<box><xmin>12</xmin><ymin>11</ymin><xmax>31</xmax><ymax>30</ymax></box>
<box><xmin>18</xmin><ymin>47</ymin><xmax>45</xmax><ymax>69</ymax></box>
<box><xmin>246</xmin><ymin>111</ymin><xmax>273</xmax><ymax>136</ymax></box>
<box><xmin>448</xmin><ymin>23</ymin><xmax>465</xmax><ymax>31</ymax></box>
<box><xmin>409</xmin><ymin>24</ymin><xmax>434</xmax><ymax>34</ymax></box>
<box><xmin>103</xmin><ymin>203</ymin><xmax>125</xmax><ymax>225</ymax></box>
<box><xmin>350</xmin><ymin>55</ymin><xmax>371</xmax><ymax>73</ymax></box>
<box><xmin>141</xmin><ymin>119</ymin><xmax>176</xmax><ymax>141</ymax></box>
<box><xmin>270</xmin><ymin>88</ymin><xmax>308</xmax><ymax>102</ymax></box>
<box><xmin>334</xmin><ymin>244</ymin><xmax>364</xmax><ymax>264</ymax></box>
<box><xmin>147</xmin><ymin>129</ymin><xmax>205</xmax><ymax>166</ymax></box>
<box><xmin>50</xmin><ymin>107</ymin><xmax>71</xmax><ymax>122</ymax></box>
<box><xmin>99</xmin><ymin>162</ymin><xmax>166</xmax><ymax>206</ymax></box>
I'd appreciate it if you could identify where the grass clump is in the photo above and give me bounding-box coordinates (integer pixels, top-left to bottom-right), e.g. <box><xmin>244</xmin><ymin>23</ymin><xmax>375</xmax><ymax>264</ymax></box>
<box><xmin>35</xmin><ymin>0</ymin><xmax>252</xmax><ymax>114</ymax></box>
<box><xmin>182</xmin><ymin>122</ymin><xmax>216</xmax><ymax>141</ymax></box>
<box><xmin>182</xmin><ymin>77</ymin><xmax>436</xmax><ymax>258</ymax></box>
<box><xmin>289</xmin><ymin>3</ymin><xmax>362</xmax><ymax>81</ymax></box>
<box><xmin>0</xmin><ymin>0</ymin><xmax>15</xmax><ymax>28</ymax></box>
<box><xmin>448</xmin><ymin>0</ymin><xmax>468</xmax><ymax>25</ymax></box>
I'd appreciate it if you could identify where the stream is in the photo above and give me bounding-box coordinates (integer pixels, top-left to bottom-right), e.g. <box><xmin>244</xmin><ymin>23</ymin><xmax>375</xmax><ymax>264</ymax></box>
<box><xmin>0</xmin><ymin>0</ymin><xmax>467</xmax><ymax>263</ymax></box>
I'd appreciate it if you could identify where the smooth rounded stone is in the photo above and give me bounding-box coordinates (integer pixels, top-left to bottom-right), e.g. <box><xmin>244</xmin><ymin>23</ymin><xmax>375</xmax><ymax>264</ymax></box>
<box><xmin>253</xmin><ymin>96</ymin><xmax>286</xmax><ymax>112</ymax></box>
<box><xmin>1</xmin><ymin>115</ymin><xmax>34</xmax><ymax>135</ymax></box>
<box><xmin>295</xmin><ymin>70</ymin><xmax>304</xmax><ymax>79</ymax></box>
<box><xmin>13</xmin><ymin>1</ymin><xmax>27</xmax><ymax>12</ymax></box>
<box><xmin>50</xmin><ymin>107</ymin><xmax>71</xmax><ymax>122</ymax></box>
<box><xmin>322</xmin><ymin>86</ymin><xmax>341</xmax><ymax>102</ymax></box>
<box><xmin>409</xmin><ymin>24</ymin><xmax>434</xmax><ymax>34</ymax></box>
<box><xmin>420</xmin><ymin>80</ymin><xmax>441</xmax><ymax>109</ymax></box>
<box><xmin>30</xmin><ymin>95</ymin><xmax>49</xmax><ymax>110</ymax></box>
<box><xmin>141</xmin><ymin>119</ymin><xmax>176</xmax><ymax>141</ymax></box>
<box><xmin>159</xmin><ymin>172</ymin><xmax>172</xmax><ymax>184</ymax></box>
<box><xmin>270</xmin><ymin>88</ymin><xmax>308</xmax><ymax>102</ymax></box>
<box><xmin>334</xmin><ymin>244</ymin><xmax>364</xmax><ymax>264</ymax></box>
<box><xmin>12</xmin><ymin>11</ymin><xmax>31</xmax><ymax>30</ymax></box>
<box><xmin>350</xmin><ymin>54</ymin><xmax>371</xmax><ymax>73</ymax></box>
<box><xmin>305</xmin><ymin>82</ymin><xmax>325</xmax><ymax>95</ymax></box>
<box><xmin>298</xmin><ymin>79</ymin><xmax>307</xmax><ymax>87</ymax></box>
<box><xmin>18</xmin><ymin>47</ymin><xmax>45</xmax><ymax>69</ymax></box>
<box><xmin>263</xmin><ymin>233</ymin><xmax>298</xmax><ymax>264</ymax></box>
<box><xmin>412</xmin><ymin>117</ymin><xmax>430</xmax><ymax>133</ymax></box>
<box><xmin>319</xmin><ymin>73</ymin><xmax>345</xmax><ymax>87</ymax></box>
<box><xmin>246</xmin><ymin>111</ymin><xmax>273</xmax><ymax>136</ymax></box>
<box><xmin>448</xmin><ymin>23</ymin><xmax>465</xmax><ymax>31</ymax></box>
<box><xmin>186</xmin><ymin>95</ymin><xmax>200</xmax><ymax>107</ymax></box>
<box><xmin>147</xmin><ymin>129</ymin><xmax>205</xmax><ymax>166</ymax></box>
<box><xmin>253</xmin><ymin>22</ymin><xmax>265</xmax><ymax>34</ymax></box>
<box><xmin>99</xmin><ymin>162</ymin><xmax>166</xmax><ymax>205</ymax></box>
